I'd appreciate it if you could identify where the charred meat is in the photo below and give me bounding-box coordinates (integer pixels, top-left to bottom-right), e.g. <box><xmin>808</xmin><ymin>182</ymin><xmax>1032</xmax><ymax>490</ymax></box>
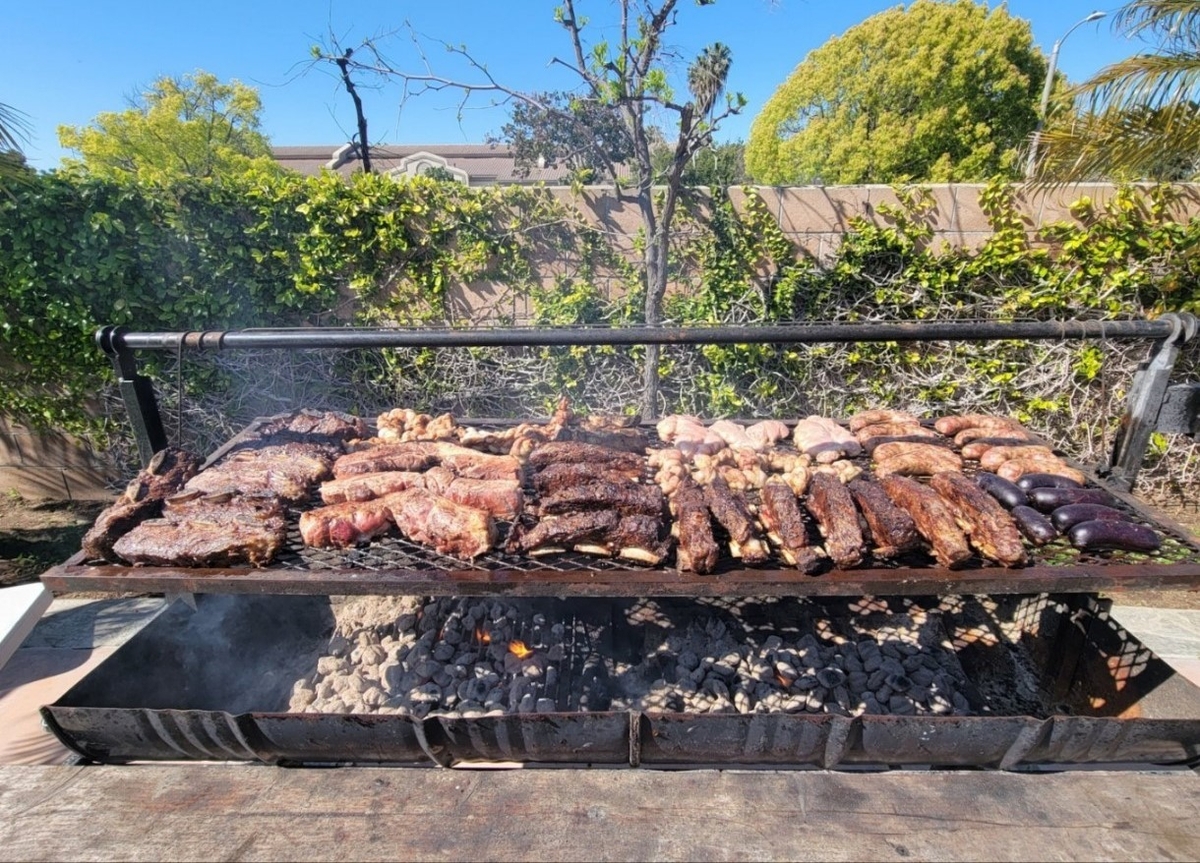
<box><xmin>539</xmin><ymin>480</ymin><xmax>664</xmax><ymax>518</ymax></box>
<box><xmin>879</xmin><ymin>475</ymin><xmax>973</xmax><ymax>569</ymax></box>
<box><xmin>929</xmin><ymin>471</ymin><xmax>1026</xmax><ymax>567</ymax></box>
<box><xmin>759</xmin><ymin>478</ymin><xmax>822</xmax><ymax>572</ymax></box>
<box><xmin>299</xmin><ymin>496</ymin><xmax>396</xmax><ymax>548</ymax></box>
<box><xmin>804</xmin><ymin>472</ymin><xmax>865</xmax><ymax>568</ymax></box>
<box><xmin>703</xmin><ymin>475</ymin><xmax>769</xmax><ymax>563</ymax></box>
<box><xmin>670</xmin><ymin>476</ymin><xmax>720</xmax><ymax>574</ymax></box>
<box><xmin>846</xmin><ymin>477</ymin><xmax>920</xmax><ymax>558</ymax></box>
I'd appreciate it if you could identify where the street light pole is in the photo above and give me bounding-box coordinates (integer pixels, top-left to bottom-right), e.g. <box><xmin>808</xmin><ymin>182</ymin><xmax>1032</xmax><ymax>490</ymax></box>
<box><xmin>1025</xmin><ymin>10</ymin><xmax>1107</xmax><ymax>179</ymax></box>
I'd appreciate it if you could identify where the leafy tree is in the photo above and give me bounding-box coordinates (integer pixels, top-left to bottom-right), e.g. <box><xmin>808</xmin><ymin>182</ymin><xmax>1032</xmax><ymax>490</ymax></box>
<box><xmin>58</xmin><ymin>71</ymin><xmax>280</xmax><ymax>182</ymax></box>
<box><xmin>1034</xmin><ymin>1</ymin><xmax>1200</xmax><ymax>182</ymax></box>
<box><xmin>653</xmin><ymin>139</ymin><xmax>747</xmax><ymax>186</ymax></box>
<box><xmin>493</xmin><ymin>91</ymin><xmax>635</xmax><ymax>179</ymax></box>
<box><xmin>746</xmin><ymin>0</ymin><xmax>1046</xmax><ymax>185</ymax></box>
<box><xmin>316</xmin><ymin>1</ymin><xmax>747</xmax><ymax>417</ymax></box>
<box><xmin>0</xmin><ymin>102</ymin><xmax>33</xmax><ymax>185</ymax></box>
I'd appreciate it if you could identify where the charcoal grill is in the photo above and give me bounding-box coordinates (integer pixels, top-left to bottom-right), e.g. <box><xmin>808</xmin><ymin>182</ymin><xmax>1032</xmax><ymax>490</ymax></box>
<box><xmin>34</xmin><ymin>316</ymin><xmax>1200</xmax><ymax>769</ymax></box>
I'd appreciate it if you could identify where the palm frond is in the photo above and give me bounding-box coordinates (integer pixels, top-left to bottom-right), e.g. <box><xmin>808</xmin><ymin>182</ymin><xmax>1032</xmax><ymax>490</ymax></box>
<box><xmin>1114</xmin><ymin>0</ymin><xmax>1200</xmax><ymax>48</ymax></box>
<box><xmin>0</xmin><ymin>102</ymin><xmax>32</xmax><ymax>153</ymax></box>
<box><xmin>1080</xmin><ymin>49</ymin><xmax>1200</xmax><ymax>110</ymax></box>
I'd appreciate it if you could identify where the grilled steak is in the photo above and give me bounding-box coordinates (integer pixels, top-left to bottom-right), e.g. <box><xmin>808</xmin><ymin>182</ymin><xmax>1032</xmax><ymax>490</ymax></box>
<box><xmin>671</xmin><ymin>476</ymin><xmax>719</xmax><ymax>574</ymax></box>
<box><xmin>512</xmin><ymin>510</ymin><xmax>620</xmax><ymax>553</ymax></box>
<box><xmin>703</xmin><ymin>475</ymin><xmax>769</xmax><ymax>563</ymax></box>
<box><xmin>299</xmin><ymin>496</ymin><xmax>396</xmax><ymax>548</ymax></box>
<box><xmin>114</xmin><ymin>491</ymin><xmax>287</xmax><ymax>567</ymax></box>
<box><xmin>879</xmin><ymin>475</ymin><xmax>973</xmax><ymax>568</ymax></box>
<box><xmin>332</xmin><ymin>443</ymin><xmax>441</xmax><ymax>478</ymax></box>
<box><xmin>929</xmin><ymin>471</ymin><xmax>1026</xmax><ymax>567</ymax></box>
<box><xmin>804</xmin><ymin>472</ymin><xmax>864</xmax><ymax>568</ymax></box>
<box><xmin>539</xmin><ymin>480</ymin><xmax>664</xmax><ymax>517</ymax></box>
<box><xmin>528</xmin><ymin>441</ymin><xmax>646</xmax><ymax>471</ymax></box>
<box><xmin>847</xmin><ymin>477</ymin><xmax>920</xmax><ymax>558</ymax></box>
<box><xmin>320</xmin><ymin>471</ymin><xmax>428</xmax><ymax>503</ymax></box>
<box><xmin>431</xmin><ymin>442</ymin><xmax>522</xmax><ymax>482</ymax></box>
<box><xmin>252</xmin><ymin>410</ymin><xmax>367</xmax><ymax>444</ymax></box>
<box><xmin>385</xmin><ymin>488</ymin><xmax>497</xmax><ymax>559</ymax></box>
<box><xmin>759</xmin><ymin>478</ymin><xmax>822</xmax><ymax>572</ymax></box>
<box><xmin>559</xmin><ymin>425</ymin><xmax>650</xmax><ymax>454</ymax></box>
<box><xmin>187</xmin><ymin>441</ymin><xmax>334</xmax><ymax>502</ymax></box>
<box><xmin>531</xmin><ymin>461</ymin><xmax>643</xmax><ymax>495</ymax></box>
<box><xmin>423</xmin><ymin>467</ymin><xmax>524</xmax><ymax>521</ymax></box>
<box><xmin>81</xmin><ymin>447</ymin><xmax>203</xmax><ymax>562</ymax></box>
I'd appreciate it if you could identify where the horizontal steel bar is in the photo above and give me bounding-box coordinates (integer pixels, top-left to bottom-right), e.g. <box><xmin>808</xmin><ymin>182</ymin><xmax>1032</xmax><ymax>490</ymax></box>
<box><xmin>98</xmin><ymin>318</ymin><xmax>1183</xmax><ymax>353</ymax></box>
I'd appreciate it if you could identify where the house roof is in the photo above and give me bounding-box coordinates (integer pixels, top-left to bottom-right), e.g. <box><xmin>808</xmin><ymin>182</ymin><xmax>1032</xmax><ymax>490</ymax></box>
<box><xmin>272</xmin><ymin>143</ymin><xmax>573</xmax><ymax>185</ymax></box>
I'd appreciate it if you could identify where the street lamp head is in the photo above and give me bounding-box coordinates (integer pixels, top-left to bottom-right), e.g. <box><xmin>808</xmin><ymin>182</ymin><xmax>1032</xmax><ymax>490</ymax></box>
<box><xmin>1085</xmin><ymin>11</ymin><xmax>1107</xmax><ymax>24</ymax></box>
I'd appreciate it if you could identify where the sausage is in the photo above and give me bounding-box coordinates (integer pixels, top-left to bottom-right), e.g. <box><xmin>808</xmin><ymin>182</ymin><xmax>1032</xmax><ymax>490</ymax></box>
<box><xmin>1028</xmin><ymin>486</ymin><xmax>1116</xmax><ymax>512</ymax></box>
<box><xmin>979</xmin><ymin>445</ymin><xmax>1056</xmax><ymax>471</ymax></box>
<box><xmin>1016</xmin><ymin>472</ymin><xmax>1084</xmax><ymax>491</ymax></box>
<box><xmin>1050</xmin><ymin>503</ymin><xmax>1128</xmax><ymax>532</ymax></box>
<box><xmin>975</xmin><ymin>472</ymin><xmax>1027</xmax><ymax>509</ymax></box>
<box><xmin>997</xmin><ymin>459</ymin><xmax>1086</xmax><ymax>485</ymax></box>
<box><xmin>1068</xmin><ymin>520</ymin><xmax>1161</xmax><ymax>553</ymax></box>
<box><xmin>1010</xmin><ymin>505</ymin><xmax>1058</xmax><ymax>546</ymax></box>
<box><xmin>960</xmin><ymin>437</ymin><xmax>1036</xmax><ymax>460</ymax></box>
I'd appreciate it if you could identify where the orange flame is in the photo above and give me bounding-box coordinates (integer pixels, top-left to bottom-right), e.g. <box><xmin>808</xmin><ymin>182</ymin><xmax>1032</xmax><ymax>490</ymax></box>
<box><xmin>776</xmin><ymin>673</ymin><xmax>794</xmax><ymax>689</ymax></box>
<box><xmin>476</xmin><ymin>627</ymin><xmax>492</xmax><ymax>645</ymax></box>
<box><xmin>509</xmin><ymin>640</ymin><xmax>534</xmax><ymax>660</ymax></box>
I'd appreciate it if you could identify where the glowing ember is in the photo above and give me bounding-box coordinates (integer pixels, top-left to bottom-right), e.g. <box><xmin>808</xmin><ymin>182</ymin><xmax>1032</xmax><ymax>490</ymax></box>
<box><xmin>476</xmin><ymin>627</ymin><xmax>491</xmax><ymax>645</ymax></box>
<box><xmin>776</xmin><ymin>673</ymin><xmax>794</xmax><ymax>689</ymax></box>
<box><xmin>509</xmin><ymin>640</ymin><xmax>534</xmax><ymax>660</ymax></box>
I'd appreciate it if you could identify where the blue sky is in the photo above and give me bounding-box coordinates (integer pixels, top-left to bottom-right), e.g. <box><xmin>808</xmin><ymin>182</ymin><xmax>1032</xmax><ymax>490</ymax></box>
<box><xmin>5</xmin><ymin>1</ymin><xmax>1136</xmax><ymax>170</ymax></box>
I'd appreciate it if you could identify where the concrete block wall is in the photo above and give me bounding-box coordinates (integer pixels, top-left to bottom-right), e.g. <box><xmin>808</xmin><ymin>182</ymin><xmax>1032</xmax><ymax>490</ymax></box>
<box><xmin>0</xmin><ymin>417</ymin><xmax>116</xmax><ymax>503</ymax></box>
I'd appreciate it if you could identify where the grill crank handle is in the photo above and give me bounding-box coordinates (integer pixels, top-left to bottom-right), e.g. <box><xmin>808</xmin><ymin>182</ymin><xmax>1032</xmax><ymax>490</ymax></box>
<box><xmin>1103</xmin><ymin>312</ymin><xmax>1198</xmax><ymax>493</ymax></box>
<box><xmin>97</xmin><ymin>326</ymin><xmax>169</xmax><ymax>468</ymax></box>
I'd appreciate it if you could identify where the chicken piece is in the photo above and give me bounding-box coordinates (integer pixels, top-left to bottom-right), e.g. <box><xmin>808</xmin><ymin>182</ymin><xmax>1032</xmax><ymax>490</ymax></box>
<box><xmin>745</xmin><ymin>420</ymin><xmax>791</xmax><ymax>449</ymax></box>
<box><xmin>320</xmin><ymin>471</ymin><xmax>428</xmax><ymax>504</ymax></box>
<box><xmin>978</xmin><ymin>445</ymin><xmax>1057</xmax><ymax>471</ymax></box>
<box><xmin>803</xmin><ymin>472</ymin><xmax>864</xmax><ymax>569</ymax></box>
<box><xmin>703</xmin><ymin>475</ymin><xmax>770</xmax><ymax>563</ymax></box>
<box><xmin>385</xmin><ymin>488</ymin><xmax>497</xmax><ymax>559</ymax></box>
<box><xmin>299</xmin><ymin>496</ymin><xmax>397</xmax><ymax>548</ymax></box>
<box><xmin>848</xmin><ymin>409</ymin><xmax>921</xmax><ymax>433</ymax></box>
<box><xmin>929</xmin><ymin>471</ymin><xmax>1026</xmax><ymax>567</ymax></box>
<box><xmin>657</xmin><ymin>415</ymin><xmax>726</xmax><ymax>457</ymax></box>
<box><xmin>873</xmin><ymin>442</ymin><xmax>963</xmax><ymax>477</ymax></box>
<box><xmin>670</xmin><ymin>476</ymin><xmax>720</xmax><ymax>574</ymax></box>
<box><xmin>759</xmin><ymin>479</ymin><xmax>822</xmax><ymax>572</ymax></box>
<box><xmin>708</xmin><ymin>420</ymin><xmax>759</xmax><ymax>451</ymax></box>
<box><xmin>792</xmin><ymin>418</ymin><xmax>845</xmax><ymax>464</ymax></box>
<box><xmin>935</xmin><ymin>414</ymin><xmax>1027</xmax><ymax>436</ymax></box>
<box><xmin>814</xmin><ymin>461</ymin><xmax>862</xmax><ymax>484</ymax></box>
<box><xmin>997</xmin><ymin>458</ymin><xmax>1086</xmax><ymax>485</ymax></box>
<box><xmin>806</xmin><ymin>416</ymin><xmax>862</xmax><ymax>458</ymax></box>
<box><xmin>878</xmin><ymin>476</ymin><xmax>973</xmax><ymax>569</ymax></box>
<box><xmin>377</xmin><ymin>409</ymin><xmax>459</xmax><ymax>443</ymax></box>
<box><xmin>853</xmin><ymin>422</ymin><xmax>936</xmax><ymax>444</ymax></box>
<box><xmin>650</xmin><ymin>448</ymin><xmax>689</xmax><ymax>497</ymax></box>
<box><xmin>846</xmin><ymin>478</ymin><xmax>921</xmax><ymax>558</ymax></box>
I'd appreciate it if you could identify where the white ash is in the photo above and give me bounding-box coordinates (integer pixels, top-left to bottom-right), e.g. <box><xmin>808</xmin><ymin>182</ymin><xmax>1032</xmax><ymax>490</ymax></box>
<box><xmin>290</xmin><ymin>596</ymin><xmax>978</xmax><ymax>719</ymax></box>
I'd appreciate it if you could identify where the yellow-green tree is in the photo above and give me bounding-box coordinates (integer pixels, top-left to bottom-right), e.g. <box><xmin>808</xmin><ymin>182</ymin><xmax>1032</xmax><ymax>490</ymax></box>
<box><xmin>746</xmin><ymin>0</ymin><xmax>1046</xmax><ymax>185</ymax></box>
<box><xmin>58</xmin><ymin>71</ymin><xmax>280</xmax><ymax>182</ymax></box>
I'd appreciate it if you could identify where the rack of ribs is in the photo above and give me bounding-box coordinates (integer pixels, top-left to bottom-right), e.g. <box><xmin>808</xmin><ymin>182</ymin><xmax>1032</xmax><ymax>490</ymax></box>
<box><xmin>538</xmin><ymin>480</ymin><xmax>664</xmax><ymax>517</ymax></box>
<box><xmin>509</xmin><ymin>511</ymin><xmax>620</xmax><ymax>555</ymax></box>
<box><xmin>803</xmin><ymin>472</ymin><xmax>864</xmax><ymax>568</ymax></box>
<box><xmin>846</xmin><ymin>477</ymin><xmax>920</xmax><ymax>558</ymax></box>
<box><xmin>759</xmin><ymin>478</ymin><xmax>822</xmax><ymax>572</ymax></box>
<box><xmin>530</xmin><ymin>461</ymin><xmax>643</xmax><ymax>495</ymax></box>
<box><xmin>879</xmin><ymin>475</ymin><xmax>973</xmax><ymax>568</ymax></box>
<box><xmin>528</xmin><ymin>441</ymin><xmax>646</xmax><ymax>472</ymax></box>
<box><xmin>113</xmin><ymin>490</ymin><xmax>287</xmax><ymax>567</ymax></box>
<box><xmin>929</xmin><ymin>471</ymin><xmax>1026</xmax><ymax>567</ymax></box>
<box><xmin>670</xmin><ymin>476</ymin><xmax>720</xmax><ymax>574</ymax></box>
<box><xmin>703</xmin><ymin>475</ymin><xmax>769</xmax><ymax>563</ymax></box>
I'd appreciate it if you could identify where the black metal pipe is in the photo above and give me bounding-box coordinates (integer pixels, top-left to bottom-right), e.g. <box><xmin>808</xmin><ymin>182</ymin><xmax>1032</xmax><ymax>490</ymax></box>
<box><xmin>99</xmin><ymin>318</ymin><xmax>1184</xmax><ymax>353</ymax></box>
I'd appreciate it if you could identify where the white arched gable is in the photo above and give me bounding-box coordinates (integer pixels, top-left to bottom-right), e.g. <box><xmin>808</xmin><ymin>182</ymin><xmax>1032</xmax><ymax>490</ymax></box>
<box><xmin>389</xmin><ymin>151</ymin><xmax>470</xmax><ymax>185</ymax></box>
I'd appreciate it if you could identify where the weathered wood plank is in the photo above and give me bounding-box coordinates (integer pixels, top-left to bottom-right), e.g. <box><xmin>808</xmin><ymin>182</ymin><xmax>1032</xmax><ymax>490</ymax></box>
<box><xmin>0</xmin><ymin>765</ymin><xmax>1197</xmax><ymax>862</ymax></box>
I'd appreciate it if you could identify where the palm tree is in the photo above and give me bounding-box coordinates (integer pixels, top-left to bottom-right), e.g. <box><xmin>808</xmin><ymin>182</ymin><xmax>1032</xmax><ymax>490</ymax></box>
<box><xmin>1034</xmin><ymin>0</ymin><xmax>1200</xmax><ymax>181</ymax></box>
<box><xmin>0</xmin><ymin>102</ymin><xmax>32</xmax><ymax>183</ymax></box>
<box><xmin>688</xmin><ymin>42</ymin><xmax>732</xmax><ymax>118</ymax></box>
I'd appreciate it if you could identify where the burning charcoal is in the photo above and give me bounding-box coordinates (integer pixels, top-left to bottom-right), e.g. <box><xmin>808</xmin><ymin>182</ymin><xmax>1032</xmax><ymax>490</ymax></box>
<box><xmin>396</xmin><ymin>613</ymin><xmax>417</xmax><ymax>632</ymax></box>
<box><xmin>704</xmin><ymin>678</ymin><xmax>730</xmax><ymax>701</ymax></box>
<box><xmin>433</xmin><ymin>643</ymin><xmax>456</xmax><ymax>662</ymax></box>
<box><xmin>414</xmin><ymin>659</ymin><xmax>441</xmax><ymax>682</ymax></box>
<box><xmin>678</xmin><ymin>650</ymin><xmax>700</xmax><ymax>671</ymax></box>
<box><xmin>432</xmin><ymin>670</ymin><xmax>454</xmax><ymax>689</ymax></box>
<box><xmin>794</xmin><ymin>674</ymin><xmax>819</xmax><ymax>691</ymax></box>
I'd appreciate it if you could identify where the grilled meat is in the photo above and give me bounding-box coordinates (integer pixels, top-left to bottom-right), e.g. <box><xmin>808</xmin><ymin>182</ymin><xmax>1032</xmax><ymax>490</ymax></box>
<box><xmin>559</xmin><ymin>424</ymin><xmax>649</xmax><ymax>454</ymax></box>
<box><xmin>792</xmin><ymin>417</ymin><xmax>847</xmax><ymax>463</ymax></box>
<box><xmin>759</xmin><ymin>478</ymin><xmax>822</xmax><ymax>572</ymax></box>
<box><xmin>703</xmin><ymin>475</ymin><xmax>769</xmax><ymax>563</ymax></box>
<box><xmin>997</xmin><ymin>458</ymin><xmax>1086</xmax><ymax>486</ymax></box>
<box><xmin>423</xmin><ymin>467</ymin><xmax>524</xmax><ymax>521</ymax></box>
<box><xmin>935</xmin><ymin>414</ymin><xmax>1027</xmax><ymax>437</ymax></box>
<box><xmin>853</xmin><ymin>421</ymin><xmax>935</xmax><ymax>443</ymax></box>
<box><xmin>873</xmin><ymin>441</ymin><xmax>963</xmax><ymax>477</ymax></box>
<box><xmin>953</xmin><ymin>426</ymin><xmax>1037</xmax><ymax>447</ymax></box>
<box><xmin>538</xmin><ymin>479</ymin><xmax>664</xmax><ymax>518</ymax></box>
<box><xmin>528</xmin><ymin>441</ymin><xmax>646</xmax><ymax>472</ymax></box>
<box><xmin>385</xmin><ymin>488</ymin><xmax>497</xmax><ymax>559</ymax></box>
<box><xmin>512</xmin><ymin>510</ymin><xmax>620</xmax><ymax>554</ymax></box>
<box><xmin>377</xmin><ymin>409</ymin><xmax>459</xmax><ymax>443</ymax></box>
<box><xmin>82</xmin><ymin>447</ymin><xmax>203</xmax><ymax>562</ymax></box>
<box><xmin>746</xmin><ymin>420</ymin><xmax>791</xmax><ymax>449</ymax></box>
<box><xmin>670</xmin><ymin>476</ymin><xmax>720</xmax><ymax>574</ymax></box>
<box><xmin>804</xmin><ymin>472</ymin><xmax>865</xmax><ymax>568</ymax></box>
<box><xmin>531</xmin><ymin>461</ymin><xmax>643</xmax><ymax>495</ymax></box>
<box><xmin>186</xmin><ymin>443</ymin><xmax>332</xmax><ymax>502</ymax></box>
<box><xmin>861</xmin><ymin>434</ymin><xmax>953</xmax><ymax>457</ymax></box>
<box><xmin>606</xmin><ymin>515</ymin><xmax>670</xmax><ymax>565</ymax></box>
<box><xmin>252</xmin><ymin>410</ymin><xmax>367</xmax><ymax>444</ymax></box>
<box><xmin>846</xmin><ymin>477</ymin><xmax>920</xmax><ymax>558</ymax></box>
<box><xmin>879</xmin><ymin>475</ymin><xmax>973</xmax><ymax>568</ymax></box>
<box><xmin>848</xmin><ymin>409</ymin><xmax>920</xmax><ymax>433</ymax></box>
<box><xmin>929</xmin><ymin>471</ymin><xmax>1026</xmax><ymax>567</ymax></box>
<box><xmin>332</xmin><ymin>442</ymin><xmax>440</xmax><ymax>478</ymax></box>
<box><xmin>708</xmin><ymin>420</ymin><xmax>759</xmax><ymax>451</ymax></box>
<box><xmin>978</xmin><ymin>445</ymin><xmax>1056</xmax><ymax>471</ymax></box>
<box><xmin>299</xmin><ymin>496</ymin><xmax>396</xmax><ymax>548</ymax></box>
<box><xmin>656</xmin><ymin>415</ymin><xmax>725</xmax><ymax>458</ymax></box>
<box><xmin>430</xmin><ymin>442</ymin><xmax>522</xmax><ymax>481</ymax></box>
<box><xmin>320</xmin><ymin>470</ymin><xmax>428</xmax><ymax>504</ymax></box>
<box><xmin>960</xmin><ymin>437</ymin><xmax>1038</xmax><ymax>460</ymax></box>
<box><xmin>114</xmin><ymin>490</ymin><xmax>287</xmax><ymax>567</ymax></box>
